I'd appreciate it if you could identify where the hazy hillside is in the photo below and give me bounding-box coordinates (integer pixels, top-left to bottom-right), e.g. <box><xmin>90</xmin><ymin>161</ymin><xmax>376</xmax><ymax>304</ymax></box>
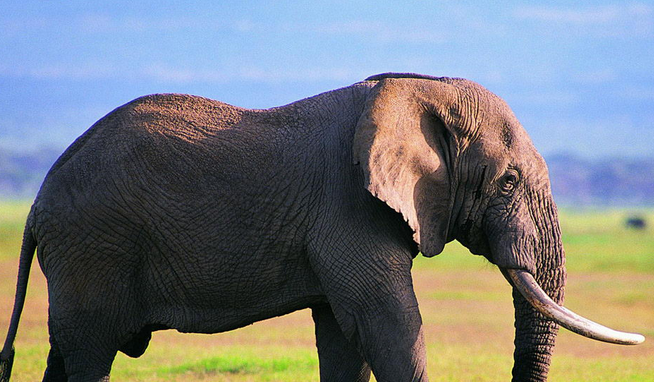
<box><xmin>0</xmin><ymin>147</ymin><xmax>652</xmax><ymax>206</ymax></box>
<box><xmin>547</xmin><ymin>154</ymin><xmax>654</xmax><ymax>206</ymax></box>
<box><xmin>0</xmin><ymin>147</ymin><xmax>61</xmax><ymax>199</ymax></box>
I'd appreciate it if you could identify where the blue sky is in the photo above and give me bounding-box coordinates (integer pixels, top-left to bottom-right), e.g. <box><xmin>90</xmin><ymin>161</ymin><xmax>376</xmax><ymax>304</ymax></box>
<box><xmin>1</xmin><ymin>1</ymin><xmax>653</xmax><ymax>157</ymax></box>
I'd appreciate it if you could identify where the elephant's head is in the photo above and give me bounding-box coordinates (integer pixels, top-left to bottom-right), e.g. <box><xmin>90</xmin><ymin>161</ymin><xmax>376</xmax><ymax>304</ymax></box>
<box><xmin>354</xmin><ymin>73</ymin><xmax>644</xmax><ymax>381</ymax></box>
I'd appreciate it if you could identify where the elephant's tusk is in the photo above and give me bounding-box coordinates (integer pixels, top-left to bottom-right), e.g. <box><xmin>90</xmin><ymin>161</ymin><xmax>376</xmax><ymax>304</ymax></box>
<box><xmin>502</xmin><ymin>268</ymin><xmax>645</xmax><ymax>345</ymax></box>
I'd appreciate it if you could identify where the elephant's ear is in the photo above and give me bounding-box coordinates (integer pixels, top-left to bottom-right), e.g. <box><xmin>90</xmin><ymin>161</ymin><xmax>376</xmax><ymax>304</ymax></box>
<box><xmin>353</xmin><ymin>78</ymin><xmax>460</xmax><ymax>257</ymax></box>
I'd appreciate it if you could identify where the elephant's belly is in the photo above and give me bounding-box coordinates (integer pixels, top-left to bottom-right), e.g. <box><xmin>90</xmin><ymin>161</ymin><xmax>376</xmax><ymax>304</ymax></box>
<box><xmin>142</xmin><ymin>255</ymin><xmax>325</xmax><ymax>334</ymax></box>
<box><xmin>152</xmin><ymin>291</ymin><xmax>326</xmax><ymax>334</ymax></box>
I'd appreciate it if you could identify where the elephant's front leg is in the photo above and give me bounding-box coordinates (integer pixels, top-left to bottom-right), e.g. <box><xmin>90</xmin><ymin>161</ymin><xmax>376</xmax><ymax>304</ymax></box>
<box><xmin>348</xmin><ymin>290</ymin><xmax>428</xmax><ymax>382</ymax></box>
<box><xmin>312</xmin><ymin>304</ymin><xmax>372</xmax><ymax>382</ymax></box>
<box><xmin>314</xmin><ymin>257</ymin><xmax>428</xmax><ymax>381</ymax></box>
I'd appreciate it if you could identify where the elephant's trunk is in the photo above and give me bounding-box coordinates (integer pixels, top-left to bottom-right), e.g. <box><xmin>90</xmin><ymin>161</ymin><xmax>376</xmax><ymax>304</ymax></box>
<box><xmin>509</xmin><ymin>264</ymin><xmax>564</xmax><ymax>381</ymax></box>
<box><xmin>494</xmin><ymin>191</ymin><xmax>566</xmax><ymax>381</ymax></box>
<box><xmin>503</xmin><ymin>195</ymin><xmax>644</xmax><ymax>381</ymax></box>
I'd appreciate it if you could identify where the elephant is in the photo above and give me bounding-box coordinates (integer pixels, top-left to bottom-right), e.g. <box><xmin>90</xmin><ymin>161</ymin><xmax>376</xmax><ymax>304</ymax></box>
<box><xmin>0</xmin><ymin>72</ymin><xmax>644</xmax><ymax>382</ymax></box>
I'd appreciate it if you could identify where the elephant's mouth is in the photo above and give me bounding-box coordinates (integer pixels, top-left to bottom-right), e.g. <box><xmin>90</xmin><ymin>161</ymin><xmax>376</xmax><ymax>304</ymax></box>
<box><xmin>501</xmin><ymin>268</ymin><xmax>645</xmax><ymax>345</ymax></box>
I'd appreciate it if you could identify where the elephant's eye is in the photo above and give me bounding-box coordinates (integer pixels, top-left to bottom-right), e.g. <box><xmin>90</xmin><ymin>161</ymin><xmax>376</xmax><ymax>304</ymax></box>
<box><xmin>500</xmin><ymin>171</ymin><xmax>519</xmax><ymax>193</ymax></box>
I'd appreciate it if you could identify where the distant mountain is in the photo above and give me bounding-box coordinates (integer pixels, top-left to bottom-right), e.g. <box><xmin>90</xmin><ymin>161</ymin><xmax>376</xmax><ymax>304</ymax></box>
<box><xmin>547</xmin><ymin>154</ymin><xmax>654</xmax><ymax>206</ymax></box>
<box><xmin>0</xmin><ymin>147</ymin><xmax>61</xmax><ymax>199</ymax></box>
<box><xmin>0</xmin><ymin>147</ymin><xmax>653</xmax><ymax>205</ymax></box>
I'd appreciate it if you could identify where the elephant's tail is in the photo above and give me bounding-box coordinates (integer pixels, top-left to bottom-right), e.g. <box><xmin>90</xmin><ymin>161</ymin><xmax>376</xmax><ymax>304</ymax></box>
<box><xmin>0</xmin><ymin>208</ymin><xmax>37</xmax><ymax>382</ymax></box>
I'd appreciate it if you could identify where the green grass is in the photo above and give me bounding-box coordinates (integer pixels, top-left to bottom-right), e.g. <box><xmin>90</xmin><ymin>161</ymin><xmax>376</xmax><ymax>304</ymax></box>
<box><xmin>559</xmin><ymin>208</ymin><xmax>654</xmax><ymax>273</ymax></box>
<box><xmin>164</xmin><ymin>350</ymin><xmax>317</xmax><ymax>377</ymax></box>
<box><xmin>549</xmin><ymin>355</ymin><xmax>654</xmax><ymax>382</ymax></box>
<box><xmin>1</xmin><ymin>201</ymin><xmax>653</xmax><ymax>381</ymax></box>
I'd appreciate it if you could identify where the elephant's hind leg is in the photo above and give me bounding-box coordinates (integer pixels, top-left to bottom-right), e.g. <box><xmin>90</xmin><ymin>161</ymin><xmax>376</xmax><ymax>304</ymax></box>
<box><xmin>47</xmin><ymin>298</ymin><xmax>123</xmax><ymax>381</ymax></box>
<box><xmin>44</xmin><ymin>322</ymin><xmax>117</xmax><ymax>382</ymax></box>
<box><xmin>312</xmin><ymin>305</ymin><xmax>371</xmax><ymax>382</ymax></box>
<box><xmin>43</xmin><ymin>335</ymin><xmax>67</xmax><ymax>382</ymax></box>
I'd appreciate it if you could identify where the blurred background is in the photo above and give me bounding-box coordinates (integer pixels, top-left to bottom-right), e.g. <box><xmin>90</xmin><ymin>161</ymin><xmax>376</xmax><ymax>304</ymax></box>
<box><xmin>0</xmin><ymin>0</ymin><xmax>653</xmax><ymax>204</ymax></box>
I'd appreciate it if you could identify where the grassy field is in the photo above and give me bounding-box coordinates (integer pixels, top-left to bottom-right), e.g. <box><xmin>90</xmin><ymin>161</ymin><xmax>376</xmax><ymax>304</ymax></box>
<box><xmin>1</xmin><ymin>202</ymin><xmax>653</xmax><ymax>381</ymax></box>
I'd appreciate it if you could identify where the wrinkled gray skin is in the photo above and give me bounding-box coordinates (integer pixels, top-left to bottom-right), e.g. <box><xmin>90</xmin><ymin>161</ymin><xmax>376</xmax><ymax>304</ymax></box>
<box><xmin>4</xmin><ymin>73</ymin><xmax>566</xmax><ymax>381</ymax></box>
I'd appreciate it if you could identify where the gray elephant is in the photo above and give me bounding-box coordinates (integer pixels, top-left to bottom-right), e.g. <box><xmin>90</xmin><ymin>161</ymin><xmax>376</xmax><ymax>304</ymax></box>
<box><xmin>0</xmin><ymin>73</ymin><xmax>643</xmax><ymax>382</ymax></box>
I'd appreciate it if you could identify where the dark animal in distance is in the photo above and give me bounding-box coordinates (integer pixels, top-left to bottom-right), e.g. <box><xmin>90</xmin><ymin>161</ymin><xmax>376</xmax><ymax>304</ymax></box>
<box><xmin>626</xmin><ymin>216</ymin><xmax>647</xmax><ymax>230</ymax></box>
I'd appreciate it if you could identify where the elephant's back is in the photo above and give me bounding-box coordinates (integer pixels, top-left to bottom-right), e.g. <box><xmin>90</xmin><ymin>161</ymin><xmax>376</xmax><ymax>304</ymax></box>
<box><xmin>31</xmin><ymin>94</ymin><xmax>251</xmax><ymax>263</ymax></box>
<box><xmin>32</xmin><ymin>94</ymin><xmax>250</xmax><ymax>225</ymax></box>
<box><xmin>42</xmin><ymin>93</ymin><xmax>246</xmax><ymax>179</ymax></box>
<box><xmin>32</xmin><ymin>92</ymin><xmax>300</xmax><ymax>229</ymax></box>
